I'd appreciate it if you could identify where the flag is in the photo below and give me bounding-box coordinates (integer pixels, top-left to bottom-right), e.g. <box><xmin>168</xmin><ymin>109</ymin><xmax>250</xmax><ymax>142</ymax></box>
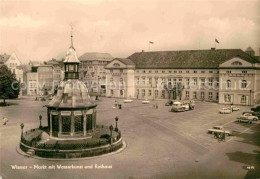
<box><xmin>215</xmin><ymin>38</ymin><xmax>219</xmax><ymax>44</ymax></box>
<box><xmin>149</xmin><ymin>41</ymin><xmax>154</xmax><ymax>44</ymax></box>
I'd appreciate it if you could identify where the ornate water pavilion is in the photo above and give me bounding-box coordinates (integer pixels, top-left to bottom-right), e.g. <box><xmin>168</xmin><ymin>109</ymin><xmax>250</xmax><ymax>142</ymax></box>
<box><xmin>19</xmin><ymin>30</ymin><xmax>124</xmax><ymax>159</ymax></box>
<box><xmin>46</xmin><ymin>34</ymin><xmax>97</xmax><ymax>137</ymax></box>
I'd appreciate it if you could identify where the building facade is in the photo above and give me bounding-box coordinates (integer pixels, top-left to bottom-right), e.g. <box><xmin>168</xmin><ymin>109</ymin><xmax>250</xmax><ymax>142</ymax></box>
<box><xmin>26</xmin><ymin>72</ymin><xmax>38</xmax><ymax>95</ymax></box>
<box><xmin>105</xmin><ymin>48</ymin><xmax>260</xmax><ymax>105</ymax></box>
<box><xmin>78</xmin><ymin>53</ymin><xmax>113</xmax><ymax>94</ymax></box>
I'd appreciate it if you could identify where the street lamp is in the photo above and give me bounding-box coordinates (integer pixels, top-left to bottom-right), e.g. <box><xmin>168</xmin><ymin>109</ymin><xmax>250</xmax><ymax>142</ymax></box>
<box><xmin>20</xmin><ymin>123</ymin><xmax>24</xmax><ymax>138</ymax></box>
<box><xmin>39</xmin><ymin>115</ymin><xmax>42</xmax><ymax>129</ymax></box>
<box><xmin>109</xmin><ymin>125</ymin><xmax>113</xmax><ymax>144</ymax></box>
<box><xmin>115</xmin><ymin>116</ymin><xmax>119</xmax><ymax>132</ymax></box>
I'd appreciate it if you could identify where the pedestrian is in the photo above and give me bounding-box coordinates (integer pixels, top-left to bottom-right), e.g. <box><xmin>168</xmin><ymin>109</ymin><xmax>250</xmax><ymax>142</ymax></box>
<box><xmin>3</xmin><ymin>117</ymin><xmax>8</xmax><ymax>125</ymax></box>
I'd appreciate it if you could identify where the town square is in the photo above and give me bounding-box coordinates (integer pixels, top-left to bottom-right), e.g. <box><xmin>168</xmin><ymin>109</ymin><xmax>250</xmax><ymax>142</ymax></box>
<box><xmin>0</xmin><ymin>0</ymin><xmax>260</xmax><ymax>178</ymax></box>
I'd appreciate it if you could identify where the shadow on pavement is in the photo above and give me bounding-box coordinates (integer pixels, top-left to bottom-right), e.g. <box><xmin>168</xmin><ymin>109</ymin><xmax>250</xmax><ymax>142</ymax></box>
<box><xmin>226</xmin><ymin>124</ymin><xmax>260</xmax><ymax>178</ymax></box>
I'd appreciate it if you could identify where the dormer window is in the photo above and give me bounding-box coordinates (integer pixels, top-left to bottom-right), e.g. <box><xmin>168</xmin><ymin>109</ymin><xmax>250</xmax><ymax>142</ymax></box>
<box><xmin>232</xmin><ymin>61</ymin><xmax>242</xmax><ymax>65</ymax></box>
<box><xmin>113</xmin><ymin>63</ymin><xmax>120</xmax><ymax>67</ymax></box>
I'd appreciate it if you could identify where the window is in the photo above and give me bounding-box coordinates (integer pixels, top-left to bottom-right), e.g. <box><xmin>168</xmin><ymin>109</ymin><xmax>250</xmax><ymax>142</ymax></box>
<box><xmin>209</xmin><ymin>92</ymin><xmax>212</xmax><ymax>100</ymax></box>
<box><xmin>155</xmin><ymin>90</ymin><xmax>158</xmax><ymax>97</ymax></box>
<box><xmin>155</xmin><ymin>70</ymin><xmax>158</xmax><ymax>73</ymax></box>
<box><xmin>155</xmin><ymin>78</ymin><xmax>158</xmax><ymax>86</ymax></box>
<box><xmin>216</xmin><ymin>93</ymin><xmax>219</xmax><ymax>100</ymax></box>
<box><xmin>169</xmin><ymin>71</ymin><xmax>172</xmax><ymax>73</ymax></box>
<box><xmin>162</xmin><ymin>71</ymin><xmax>165</xmax><ymax>73</ymax></box>
<box><xmin>201</xmin><ymin>92</ymin><xmax>204</xmax><ymax>99</ymax></box>
<box><xmin>241</xmin><ymin>95</ymin><xmax>246</xmax><ymax>103</ymax></box>
<box><xmin>209</xmin><ymin>79</ymin><xmax>213</xmax><ymax>86</ymax></box>
<box><xmin>120</xmin><ymin>69</ymin><xmax>123</xmax><ymax>73</ymax></box>
<box><xmin>216</xmin><ymin>80</ymin><xmax>219</xmax><ymax>87</ymax></box>
<box><xmin>194</xmin><ymin>71</ymin><xmax>197</xmax><ymax>73</ymax></box>
<box><xmin>113</xmin><ymin>63</ymin><xmax>120</xmax><ymax>67</ymax></box>
<box><xmin>232</xmin><ymin>61</ymin><xmax>242</xmax><ymax>65</ymax></box>
<box><xmin>242</xmin><ymin>71</ymin><xmax>247</xmax><ymax>74</ymax></box>
<box><xmin>120</xmin><ymin>90</ymin><xmax>124</xmax><ymax>96</ymax></box>
<box><xmin>142</xmin><ymin>89</ymin><xmax>145</xmax><ymax>97</ymax></box>
<box><xmin>227</xmin><ymin>80</ymin><xmax>231</xmax><ymax>88</ymax></box>
<box><xmin>143</xmin><ymin>70</ymin><xmax>146</xmax><ymax>73</ymax></box>
<box><xmin>149</xmin><ymin>70</ymin><xmax>152</xmax><ymax>73</ymax></box>
<box><xmin>186</xmin><ymin>71</ymin><xmax>189</xmax><ymax>73</ymax></box>
<box><xmin>179</xmin><ymin>71</ymin><xmax>182</xmax><ymax>73</ymax></box>
<box><xmin>174</xmin><ymin>71</ymin><xmax>177</xmax><ymax>73</ymax></box>
<box><xmin>194</xmin><ymin>79</ymin><xmax>197</xmax><ymax>85</ymax></box>
<box><xmin>201</xmin><ymin>71</ymin><xmax>205</xmax><ymax>73</ymax></box>
<box><xmin>241</xmin><ymin>80</ymin><xmax>247</xmax><ymax>88</ymax></box>
<box><xmin>209</xmin><ymin>71</ymin><xmax>213</xmax><ymax>73</ymax></box>
<box><xmin>110</xmin><ymin>90</ymin><xmax>114</xmax><ymax>96</ymax></box>
<box><xmin>168</xmin><ymin>78</ymin><xmax>172</xmax><ymax>84</ymax></box>
<box><xmin>148</xmin><ymin>78</ymin><xmax>152</xmax><ymax>85</ymax></box>
<box><xmin>186</xmin><ymin>91</ymin><xmax>189</xmax><ymax>98</ymax></box>
<box><xmin>226</xmin><ymin>71</ymin><xmax>231</xmax><ymax>74</ymax></box>
<box><xmin>136</xmin><ymin>77</ymin><xmax>139</xmax><ymax>84</ymax></box>
<box><xmin>110</xmin><ymin>69</ymin><xmax>113</xmax><ymax>73</ymax></box>
<box><xmin>186</xmin><ymin>79</ymin><xmax>190</xmax><ymax>86</ymax></box>
<box><xmin>201</xmin><ymin>79</ymin><xmax>205</xmax><ymax>86</ymax></box>
<box><xmin>193</xmin><ymin>92</ymin><xmax>197</xmax><ymax>99</ymax></box>
<box><xmin>173</xmin><ymin>79</ymin><xmax>177</xmax><ymax>85</ymax></box>
<box><xmin>225</xmin><ymin>94</ymin><xmax>231</xmax><ymax>102</ymax></box>
<box><xmin>142</xmin><ymin>77</ymin><xmax>146</xmax><ymax>84</ymax></box>
<box><xmin>120</xmin><ymin>78</ymin><xmax>123</xmax><ymax>85</ymax></box>
<box><xmin>178</xmin><ymin>79</ymin><xmax>182</xmax><ymax>82</ymax></box>
<box><xmin>148</xmin><ymin>90</ymin><xmax>152</xmax><ymax>96</ymax></box>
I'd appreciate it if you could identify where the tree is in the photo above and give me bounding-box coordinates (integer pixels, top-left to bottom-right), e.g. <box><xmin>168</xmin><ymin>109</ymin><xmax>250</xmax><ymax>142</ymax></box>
<box><xmin>0</xmin><ymin>65</ymin><xmax>20</xmax><ymax>105</ymax></box>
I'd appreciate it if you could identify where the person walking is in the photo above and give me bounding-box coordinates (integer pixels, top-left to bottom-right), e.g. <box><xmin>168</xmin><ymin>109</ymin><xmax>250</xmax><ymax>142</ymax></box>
<box><xmin>3</xmin><ymin>117</ymin><xmax>8</xmax><ymax>125</ymax></box>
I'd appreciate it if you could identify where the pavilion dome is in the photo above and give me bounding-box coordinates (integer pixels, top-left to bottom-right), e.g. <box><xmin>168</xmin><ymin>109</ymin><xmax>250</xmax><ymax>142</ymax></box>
<box><xmin>63</xmin><ymin>47</ymin><xmax>80</xmax><ymax>63</ymax></box>
<box><xmin>47</xmin><ymin>79</ymin><xmax>96</xmax><ymax>109</ymax></box>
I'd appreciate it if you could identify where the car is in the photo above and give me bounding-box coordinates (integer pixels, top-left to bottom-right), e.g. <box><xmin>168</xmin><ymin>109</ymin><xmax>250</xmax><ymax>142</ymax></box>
<box><xmin>170</xmin><ymin>101</ymin><xmax>186</xmax><ymax>112</ymax></box>
<box><xmin>208</xmin><ymin>126</ymin><xmax>232</xmax><ymax>136</ymax></box>
<box><xmin>251</xmin><ymin>105</ymin><xmax>260</xmax><ymax>112</ymax></box>
<box><xmin>238</xmin><ymin>113</ymin><xmax>258</xmax><ymax>123</ymax></box>
<box><xmin>219</xmin><ymin>108</ymin><xmax>231</xmax><ymax>114</ymax></box>
<box><xmin>231</xmin><ymin>106</ymin><xmax>240</xmax><ymax>111</ymax></box>
<box><xmin>124</xmin><ymin>99</ymin><xmax>133</xmax><ymax>103</ymax></box>
<box><xmin>242</xmin><ymin>111</ymin><xmax>260</xmax><ymax>118</ymax></box>
<box><xmin>165</xmin><ymin>101</ymin><xmax>173</xmax><ymax>106</ymax></box>
<box><xmin>142</xmin><ymin>100</ymin><xmax>150</xmax><ymax>104</ymax></box>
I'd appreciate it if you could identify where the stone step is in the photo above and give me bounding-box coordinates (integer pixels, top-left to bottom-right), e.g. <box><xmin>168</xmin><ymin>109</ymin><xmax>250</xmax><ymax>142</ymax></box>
<box><xmin>27</xmin><ymin>149</ymin><xmax>35</xmax><ymax>156</ymax></box>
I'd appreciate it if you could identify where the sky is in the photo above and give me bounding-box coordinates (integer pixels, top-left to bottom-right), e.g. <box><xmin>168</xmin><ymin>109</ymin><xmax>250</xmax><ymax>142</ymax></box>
<box><xmin>0</xmin><ymin>0</ymin><xmax>259</xmax><ymax>63</ymax></box>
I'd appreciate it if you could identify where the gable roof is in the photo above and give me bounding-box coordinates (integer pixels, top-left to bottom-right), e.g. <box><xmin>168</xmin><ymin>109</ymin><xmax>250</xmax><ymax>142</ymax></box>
<box><xmin>79</xmin><ymin>52</ymin><xmax>113</xmax><ymax>62</ymax></box>
<box><xmin>128</xmin><ymin>49</ymin><xmax>259</xmax><ymax>69</ymax></box>
<box><xmin>114</xmin><ymin>58</ymin><xmax>135</xmax><ymax>65</ymax></box>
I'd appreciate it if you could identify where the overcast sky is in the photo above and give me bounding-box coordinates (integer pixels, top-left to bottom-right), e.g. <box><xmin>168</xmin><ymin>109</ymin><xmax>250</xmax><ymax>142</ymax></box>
<box><xmin>0</xmin><ymin>0</ymin><xmax>259</xmax><ymax>63</ymax></box>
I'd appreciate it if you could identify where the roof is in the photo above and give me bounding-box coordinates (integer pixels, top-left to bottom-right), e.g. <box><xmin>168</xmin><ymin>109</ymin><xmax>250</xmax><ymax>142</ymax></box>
<box><xmin>46</xmin><ymin>80</ymin><xmax>96</xmax><ymax>109</ymax></box>
<box><xmin>0</xmin><ymin>54</ymin><xmax>10</xmax><ymax>64</ymax></box>
<box><xmin>114</xmin><ymin>58</ymin><xmax>135</xmax><ymax>65</ymax></box>
<box><xmin>127</xmin><ymin>49</ymin><xmax>259</xmax><ymax>69</ymax></box>
<box><xmin>64</xmin><ymin>47</ymin><xmax>80</xmax><ymax>63</ymax></box>
<box><xmin>245</xmin><ymin>46</ymin><xmax>254</xmax><ymax>52</ymax></box>
<box><xmin>79</xmin><ymin>52</ymin><xmax>113</xmax><ymax>62</ymax></box>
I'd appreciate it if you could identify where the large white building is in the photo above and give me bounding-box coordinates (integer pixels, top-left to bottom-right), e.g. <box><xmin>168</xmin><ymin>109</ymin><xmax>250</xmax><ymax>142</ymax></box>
<box><xmin>105</xmin><ymin>48</ymin><xmax>260</xmax><ymax>106</ymax></box>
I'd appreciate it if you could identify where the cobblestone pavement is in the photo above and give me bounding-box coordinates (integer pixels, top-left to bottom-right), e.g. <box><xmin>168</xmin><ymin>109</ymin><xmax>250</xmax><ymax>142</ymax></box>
<box><xmin>0</xmin><ymin>97</ymin><xmax>259</xmax><ymax>179</ymax></box>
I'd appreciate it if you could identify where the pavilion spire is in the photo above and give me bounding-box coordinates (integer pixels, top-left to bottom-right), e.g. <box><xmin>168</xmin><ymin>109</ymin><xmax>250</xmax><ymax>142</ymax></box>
<box><xmin>70</xmin><ymin>23</ymin><xmax>74</xmax><ymax>49</ymax></box>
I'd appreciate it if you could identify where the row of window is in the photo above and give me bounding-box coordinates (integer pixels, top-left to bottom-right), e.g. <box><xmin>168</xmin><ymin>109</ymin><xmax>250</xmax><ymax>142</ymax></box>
<box><xmin>226</xmin><ymin>70</ymin><xmax>248</xmax><ymax>74</ymax></box>
<box><xmin>224</xmin><ymin>94</ymin><xmax>247</xmax><ymax>103</ymax></box>
<box><xmin>136</xmin><ymin>70</ymin><xmax>217</xmax><ymax>74</ymax></box>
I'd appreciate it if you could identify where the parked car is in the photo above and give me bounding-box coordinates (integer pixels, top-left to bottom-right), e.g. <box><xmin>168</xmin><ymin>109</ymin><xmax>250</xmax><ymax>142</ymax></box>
<box><xmin>238</xmin><ymin>113</ymin><xmax>258</xmax><ymax>123</ymax></box>
<box><xmin>219</xmin><ymin>108</ymin><xmax>231</xmax><ymax>114</ymax></box>
<box><xmin>242</xmin><ymin>111</ymin><xmax>260</xmax><ymax>117</ymax></box>
<box><xmin>170</xmin><ymin>101</ymin><xmax>186</xmax><ymax>112</ymax></box>
<box><xmin>124</xmin><ymin>99</ymin><xmax>133</xmax><ymax>103</ymax></box>
<box><xmin>142</xmin><ymin>100</ymin><xmax>150</xmax><ymax>104</ymax></box>
<box><xmin>208</xmin><ymin>126</ymin><xmax>232</xmax><ymax>136</ymax></box>
<box><xmin>231</xmin><ymin>106</ymin><xmax>240</xmax><ymax>111</ymax></box>
<box><xmin>251</xmin><ymin>105</ymin><xmax>260</xmax><ymax>112</ymax></box>
<box><xmin>165</xmin><ymin>101</ymin><xmax>173</xmax><ymax>106</ymax></box>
